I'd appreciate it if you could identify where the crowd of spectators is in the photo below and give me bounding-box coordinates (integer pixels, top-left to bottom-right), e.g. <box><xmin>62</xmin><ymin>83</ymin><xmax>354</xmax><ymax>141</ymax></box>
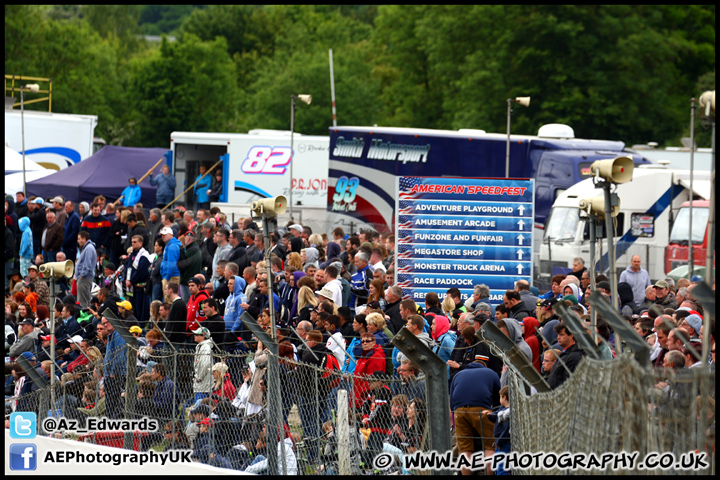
<box><xmin>5</xmin><ymin>187</ymin><xmax>715</xmax><ymax>474</ymax></box>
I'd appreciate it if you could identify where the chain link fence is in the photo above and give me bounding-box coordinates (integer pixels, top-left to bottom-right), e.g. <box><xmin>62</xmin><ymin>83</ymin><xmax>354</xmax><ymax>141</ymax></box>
<box><xmin>7</xmin><ymin>340</ymin><xmax>431</xmax><ymax>475</ymax></box>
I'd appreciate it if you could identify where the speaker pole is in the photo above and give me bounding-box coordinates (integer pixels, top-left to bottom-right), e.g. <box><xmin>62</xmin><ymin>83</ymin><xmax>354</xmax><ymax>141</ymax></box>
<box><xmin>601</xmin><ymin>181</ymin><xmax>621</xmax><ymax>354</ymax></box>
<box><xmin>49</xmin><ymin>275</ymin><xmax>58</xmax><ymax>410</ymax></box>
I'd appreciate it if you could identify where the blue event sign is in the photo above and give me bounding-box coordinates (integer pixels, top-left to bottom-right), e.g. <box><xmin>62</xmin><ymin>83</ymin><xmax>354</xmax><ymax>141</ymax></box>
<box><xmin>397</xmin><ymin>259</ymin><xmax>531</xmax><ymax>275</ymax></box>
<box><xmin>397</xmin><ymin>244</ymin><xmax>531</xmax><ymax>261</ymax></box>
<box><xmin>398</xmin><ymin>214</ymin><xmax>533</xmax><ymax>232</ymax></box>
<box><xmin>398</xmin><ymin>199</ymin><xmax>531</xmax><ymax>217</ymax></box>
<box><xmin>395</xmin><ymin>176</ymin><xmax>534</xmax><ymax>301</ymax></box>
<box><xmin>397</xmin><ymin>229</ymin><xmax>531</xmax><ymax>247</ymax></box>
<box><xmin>396</xmin><ymin>273</ymin><xmax>530</xmax><ymax>290</ymax></box>
<box><xmin>403</xmin><ymin>288</ymin><xmax>508</xmax><ymax>309</ymax></box>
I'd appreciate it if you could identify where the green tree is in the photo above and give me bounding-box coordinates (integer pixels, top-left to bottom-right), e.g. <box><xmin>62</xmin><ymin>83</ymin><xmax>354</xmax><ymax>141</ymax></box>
<box><xmin>239</xmin><ymin>6</ymin><xmax>379</xmax><ymax>134</ymax></box>
<box><xmin>5</xmin><ymin>5</ymin><xmax>127</xmax><ymax>142</ymax></box>
<box><xmin>127</xmin><ymin>34</ymin><xmax>240</xmax><ymax>147</ymax></box>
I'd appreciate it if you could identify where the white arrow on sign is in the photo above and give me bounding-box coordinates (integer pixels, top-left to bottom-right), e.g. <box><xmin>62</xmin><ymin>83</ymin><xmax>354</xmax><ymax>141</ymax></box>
<box><xmin>517</xmin><ymin>249</ymin><xmax>524</xmax><ymax>260</ymax></box>
<box><xmin>516</xmin><ymin>264</ymin><xmax>524</xmax><ymax>274</ymax></box>
<box><xmin>517</xmin><ymin>219</ymin><xmax>525</xmax><ymax>231</ymax></box>
<box><xmin>517</xmin><ymin>205</ymin><xmax>525</xmax><ymax>216</ymax></box>
<box><xmin>517</xmin><ymin>234</ymin><xmax>525</xmax><ymax>245</ymax></box>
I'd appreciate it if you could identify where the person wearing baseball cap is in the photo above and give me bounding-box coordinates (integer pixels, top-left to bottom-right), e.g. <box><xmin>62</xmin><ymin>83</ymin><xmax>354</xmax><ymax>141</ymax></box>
<box><xmin>116</xmin><ymin>299</ymin><xmax>140</xmax><ymax>328</ymax></box>
<box><xmin>653</xmin><ymin>280</ymin><xmax>677</xmax><ymax>309</ymax></box>
<box><xmin>679</xmin><ymin>313</ymin><xmax>702</xmax><ymax>340</ymax></box>
<box><xmin>9</xmin><ymin>319</ymin><xmax>39</xmax><ymax>359</ymax></box>
<box><xmin>192</xmin><ymin>326</ymin><xmax>214</xmax><ymax>402</ymax></box>
<box><xmin>288</xmin><ymin>224</ymin><xmax>303</xmax><ymax>237</ymax></box>
<box><xmin>160</xmin><ymin>225</ymin><xmax>182</xmax><ymax>302</ymax></box>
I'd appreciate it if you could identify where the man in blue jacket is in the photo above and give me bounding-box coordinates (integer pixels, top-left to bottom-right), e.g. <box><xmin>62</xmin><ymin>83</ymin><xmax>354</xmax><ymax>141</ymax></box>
<box><xmin>160</xmin><ymin>227</ymin><xmax>181</xmax><ymax>302</ymax></box>
<box><xmin>62</xmin><ymin>201</ymin><xmax>81</xmax><ymax>262</ymax></box>
<box><xmin>75</xmin><ymin>231</ymin><xmax>97</xmax><ymax>309</ymax></box>
<box><xmin>121</xmin><ymin>177</ymin><xmax>142</xmax><ymax>208</ymax></box>
<box><xmin>193</xmin><ymin>165</ymin><xmax>212</xmax><ymax>210</ymax></box>
<box><xmin>148</xmin><ymin>164</ymin><xmax>177</xmax><ymax>209</ymax></box>
<box><xmin>450</xmin><ymin>355</ymin><xmax>500</xmax><ymax>476</ymax></box>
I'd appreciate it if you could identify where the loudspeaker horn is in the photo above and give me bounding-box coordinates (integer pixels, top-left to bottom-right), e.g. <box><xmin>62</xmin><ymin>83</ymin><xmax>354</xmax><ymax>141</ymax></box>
<box><xmin>590</xmin><ymin>156</ymin><xmax>634</xmax><ymax>184</ymax></box>
<box><xmin>251</xmin><ymin>195</ymin><xmax>287</xmax><ymax>218</ymax></box>
<box><xmin>39</xmin><ymin>260</ymin><xmax>74</xmax><ymax>279</ymax></box>
<box><xmin>578</xmin><ymin>196</ymin><xmax>620</xmax><ymax>220</ymax></box>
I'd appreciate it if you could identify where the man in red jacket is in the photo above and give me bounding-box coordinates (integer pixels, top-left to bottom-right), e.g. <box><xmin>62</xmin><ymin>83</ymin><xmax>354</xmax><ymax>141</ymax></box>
<box><xmin>353</xmin><ymin>332</ymin><xmax>387</xmax><ymax>407</ymax></box>
<box><xmin>186</xmin><ymin>276</ymin><xmax>209</xmax><ymax>334</ymax></box>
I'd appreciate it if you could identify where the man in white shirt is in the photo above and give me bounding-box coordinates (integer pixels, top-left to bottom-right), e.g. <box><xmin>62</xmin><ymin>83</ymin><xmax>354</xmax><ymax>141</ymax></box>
<box><xmin>370</xmin><ymin>247</ymin><xmax>386</xmax><ymax>275</ymax></box>
<box><xmin>321</xmin><ymin>265</ymin><xmax>343</xmax><ymax>306</ymax></box>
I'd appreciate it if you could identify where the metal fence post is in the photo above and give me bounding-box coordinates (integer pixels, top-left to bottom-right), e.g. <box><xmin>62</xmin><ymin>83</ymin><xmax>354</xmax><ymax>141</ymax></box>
<box><xmin>239</xmin><ymin>311</ymin><xmax>284</xmax><ymax>475</ymax></box>
<box><xmin>337</xmin><ymin>389</ymin><xmax>350</xmax><ymax>475</ymax></box>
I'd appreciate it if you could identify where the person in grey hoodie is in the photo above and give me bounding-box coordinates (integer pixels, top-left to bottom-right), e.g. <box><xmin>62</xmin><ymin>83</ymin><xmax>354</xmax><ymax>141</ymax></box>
<box><xmin>148</xmin><ymin>164</ymin><xmax>177</xmax><ymax>209</ymax></box>
<box><xmin>304</xmin><ymin>246</ymin><xmax>319</xmax><ymax>269</ymax></box>
<box><xmin>498</xmin><ymin>317</ymin><xmax>532</xmax><ymax>387</ymax></box>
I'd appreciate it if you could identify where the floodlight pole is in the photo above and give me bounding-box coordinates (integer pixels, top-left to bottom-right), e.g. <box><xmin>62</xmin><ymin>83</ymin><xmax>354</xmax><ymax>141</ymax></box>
<box><xmin>506</xmin><ymin>99</ymin><xmax>513</xmax><ymax>178</ymax></box>
<box><xmin>290</xmin><ymin>96</ymin><xmax>296</xmax><ymax>222</ymax></box>
<box><xmin>260</xmin><ymin>210</ymin><xmax>286</xmax><ymax>476</ymax></box>
<box><xmin>21</xmin><ymin>87</ymin><xmax>27</xmax><ymax>197</ymax></box>
<box><xmin>688</xmin><ymin>98</ymin><xmax>697</xmax><ymax>278</ymax></box>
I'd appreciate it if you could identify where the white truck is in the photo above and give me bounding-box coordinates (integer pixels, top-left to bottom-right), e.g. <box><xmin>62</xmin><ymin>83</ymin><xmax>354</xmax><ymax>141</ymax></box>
<box><xmin>4</xmin><ymin>109</ymin><xmax>99</xmax><ymax>170</ymax></box>
<box><xmin>540</xmin><ymin>166</ymin><xmax>710</xmax><ymax>281</ymax></box>
<box><xmin>170</xmin><ymin>130</ymin><xmax>330</xmax><ymax>231</ymax></box>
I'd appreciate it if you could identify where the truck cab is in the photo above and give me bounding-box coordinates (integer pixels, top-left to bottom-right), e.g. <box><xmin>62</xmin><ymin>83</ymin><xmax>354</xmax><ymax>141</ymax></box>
<box><xmin>664</xmin><ymin>200</ymin><xmax>711</xmax><ymax>273</ymax></box>
<box><xmin>540</xmin><ymin>167</ymin><xmax>709</xmax><ymax>281</ymax></box>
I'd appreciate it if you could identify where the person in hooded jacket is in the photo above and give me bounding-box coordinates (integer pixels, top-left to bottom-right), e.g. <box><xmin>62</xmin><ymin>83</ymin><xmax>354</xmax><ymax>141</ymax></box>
<box><xmin>617</xmin><ymin>282</ymin><xmax>640</xmax><ymax>317</ymax></box>
<box><xmin>521</xmin><ymin>316</ymin><xmax>542</xmax><ymax>372</ymax></box>
<box><xmin>18</xmin><ymin>217</ymin><xmax>34</xmax><ymax>278</ymax></box>
<box><xmin>561</xmin><ymin>283</ymin><xmax>582</xmax><ymax>306</ymax></box>
<box><xmin>120</xmin><ymin>177</ymin><xmax>142</xmax><ymax>208</ymax></box>
<box><xmin>225</xmin><ymin>275</ymin><xmax>249</xmax><ymax>341</ymax></box>
<box><xmin>497</xmin><ymin>317</ymin><xmax>533</xmax><ymax>387</ymax></box>
<box><xmin>431</xmin><ymin>313</ymin><xmax>457</xmax><ymax>365</ymax></box>
<box><xmin>304</xmin><ymin>246</ymin><xmax>320</xmax><ymax>269</ymax></box>
<box><xmin>288</xmin><ymin>271</ymin><xmax>306</xmax><ymax>322</ymax></box>
<box><xmin>319</xmin><ymin>242</ymin><xmax>341</xmax><ymax>269</ymax></box>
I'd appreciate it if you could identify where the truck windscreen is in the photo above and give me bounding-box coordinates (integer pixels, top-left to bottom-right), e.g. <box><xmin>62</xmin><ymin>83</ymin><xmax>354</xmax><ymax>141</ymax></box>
<box><xmin>669</xmin><ymin>207</ymin><xmax>709</xmax><ymax>244</ymax></box>
<box><xmin>544</xmin><ymin>207</ymin><xmax>579</xmax><ymax>241</ymax></box>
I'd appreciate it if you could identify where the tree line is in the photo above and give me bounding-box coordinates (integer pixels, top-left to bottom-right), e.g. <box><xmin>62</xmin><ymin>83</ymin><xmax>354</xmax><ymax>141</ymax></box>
<box><xmin>5</xmin><ymin>5</ymin><xmax>715</xmax><ymax>149</ymax></box>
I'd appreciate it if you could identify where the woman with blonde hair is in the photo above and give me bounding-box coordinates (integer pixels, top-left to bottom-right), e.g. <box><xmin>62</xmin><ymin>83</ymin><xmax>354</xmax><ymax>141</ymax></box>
<box><xmin>212</xmin><ymin>362</ymin><xmax>236</xmax><ymax>401</ymax></box>
<box><xmin>296</xmin><ymin>285</ymin><xmax>318</xmax><ymax>322</ymax></box>
<box><xmin>366</xmin><ymin>311</ymin><xmax>393</xmax><ymax>344</ymax></box>
<box><xmin>287</xmin><ymin>252</ymin><xmax>303</xmax><ymax>271</ymax></box>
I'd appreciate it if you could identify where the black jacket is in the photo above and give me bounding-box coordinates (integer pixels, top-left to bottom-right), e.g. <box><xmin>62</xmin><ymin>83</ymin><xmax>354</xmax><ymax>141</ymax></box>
<box><xmin>546</xmin><ymin>342</ymin><xmax>585</xmax><ymax>390</ymax></box>
<box><xmin>165</xmin><ymin>298</ymin><xmax>188</xmax><ymax>344</ymax></box>
<box><xmin>384</xmin><ymin>299</ymin><xmax>404</xmax><ymax>334</ymax></box>
<box><xmin>509</xmin><ymin>301</ymin><xmax>531</xmax><ymax>321</ymax></box>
